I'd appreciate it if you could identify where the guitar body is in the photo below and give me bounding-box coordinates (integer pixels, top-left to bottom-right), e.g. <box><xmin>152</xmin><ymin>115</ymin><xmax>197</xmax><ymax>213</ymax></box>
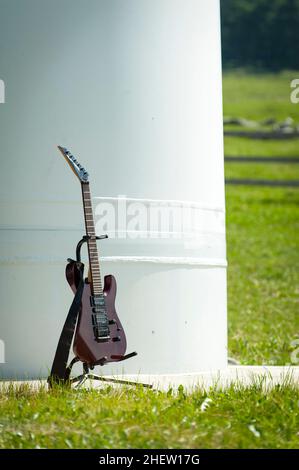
<box><xmin>66</xmin><ymin>262</ymin><xmax>127</xmax><ymax>366</ymax></box>
<box><xmin>55</xmin><ymin>146</ymin><xmax>136</xmax><ymax>374</ymax></box>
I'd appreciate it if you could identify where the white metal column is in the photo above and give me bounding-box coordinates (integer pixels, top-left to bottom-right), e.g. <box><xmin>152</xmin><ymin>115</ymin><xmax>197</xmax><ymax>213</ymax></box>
<box><xmin>0</xmin><ymin>0</ymin><xmax>226</xmax><ymax>378</ymax></box>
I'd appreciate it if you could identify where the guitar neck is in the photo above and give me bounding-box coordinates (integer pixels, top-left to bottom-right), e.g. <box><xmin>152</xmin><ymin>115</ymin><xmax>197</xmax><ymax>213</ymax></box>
<box><xmin>81</xmin><ymin>182</ymin><xmax>103</xmax><ymax>296</ymax></box>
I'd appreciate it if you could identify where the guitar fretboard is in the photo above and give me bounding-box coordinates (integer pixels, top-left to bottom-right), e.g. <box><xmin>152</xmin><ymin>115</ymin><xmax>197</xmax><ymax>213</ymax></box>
<box><xmin>81</xmin><ymin>182</ymin><xmax>103</xmax><ymax>296</ymax></box>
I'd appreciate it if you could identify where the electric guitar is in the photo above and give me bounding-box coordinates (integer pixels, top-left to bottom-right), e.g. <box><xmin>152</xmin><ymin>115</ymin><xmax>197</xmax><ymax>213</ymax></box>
<box><xmin>58</xmin><ymin>146</ymin><xmax>135</xmax><ymax>368</ymax></box>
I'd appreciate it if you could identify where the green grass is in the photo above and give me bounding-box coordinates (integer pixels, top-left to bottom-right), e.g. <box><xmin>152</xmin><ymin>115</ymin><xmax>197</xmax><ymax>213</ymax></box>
<box><xmin>0</xmin><ymin>382</ymin><xmax>298</xmax><ymax>449</ymax></box>
<box><xmin>223</xmin><ymin>70</ymin><xmax>299</xmax><ymax>158</ymax></box>
<box><xmin>225</xmin><ymin>162</ymin><xmax>299</xmax><ymax>180</ymax></box>
<box><xmin>224</xmin><ymin>137</ymin><xmax>299</xmax><ymax>157</ymax></box>
<box><xmin>223</xmin><ymin>71</ymin><xmax>299</xmax><ymax>366</ymax></box>
<box><xmin>1</xmin><ymin>72</ymin><xmax>299</xmax><ymax>450</ymax></box>
<box><xmin>226</xmin><ymin>186</ymin><xmax>299</xmax><ymax>364</ymax></box>
<box><xmin>223</xmin><ymin>70</ymin><xmax>299</xmax><ymax>122</ymax></box>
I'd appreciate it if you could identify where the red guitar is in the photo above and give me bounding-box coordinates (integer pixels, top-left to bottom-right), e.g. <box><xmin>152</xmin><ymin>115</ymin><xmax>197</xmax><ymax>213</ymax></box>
<box><xmin>58</xmin><ymin>146</ymin><xmax>135</xmax><ymax>368</ymax></box>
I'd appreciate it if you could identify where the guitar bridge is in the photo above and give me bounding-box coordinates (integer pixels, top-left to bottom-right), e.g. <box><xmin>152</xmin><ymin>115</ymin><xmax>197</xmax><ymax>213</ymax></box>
<box><xmin>95</xmin><ymin>334</ymin><xmax>110</xmax><ymax>342</ymax></box>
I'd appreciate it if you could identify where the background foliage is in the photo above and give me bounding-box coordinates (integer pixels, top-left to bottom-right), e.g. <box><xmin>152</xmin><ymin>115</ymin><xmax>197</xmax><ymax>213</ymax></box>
<box><xmin>221</xmin><ymin>0</ymin><xmax>299</xmax><ymax>70</ymax></box>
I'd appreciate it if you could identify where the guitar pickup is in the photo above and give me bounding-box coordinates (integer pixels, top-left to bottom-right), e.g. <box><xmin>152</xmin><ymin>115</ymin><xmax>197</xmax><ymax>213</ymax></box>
<box><xmin>90</xmin><ymin>295</ymin><xmax>106</xmax><ymax>308</ymax></box>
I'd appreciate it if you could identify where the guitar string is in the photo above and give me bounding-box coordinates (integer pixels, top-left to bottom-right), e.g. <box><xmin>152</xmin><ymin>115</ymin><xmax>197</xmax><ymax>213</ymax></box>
<box><xmin>82</xmin><ymin>182</ymin><xmax>109</xmax><ymax>336</ymax></box>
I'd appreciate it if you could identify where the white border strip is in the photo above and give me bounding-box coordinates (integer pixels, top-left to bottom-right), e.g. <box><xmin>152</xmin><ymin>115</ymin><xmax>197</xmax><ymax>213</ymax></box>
<box><xmin>93</xmin><ymin>196</ymin><xmax>225</xmax><ymax>213</ymax></box>
<box><xmin>101</xmin><ymin>256</ymin><xmax>227</xmax><ymax>267</ymax></box>
<box><xmin>0</xmin><ymin>198</ymin><xmax>225</xmax><ymax>213</ymax></box>
<box><xmin>0</xmin><ymin>255</ymin><xmax>227</xmax><ymax>267</ymax></box>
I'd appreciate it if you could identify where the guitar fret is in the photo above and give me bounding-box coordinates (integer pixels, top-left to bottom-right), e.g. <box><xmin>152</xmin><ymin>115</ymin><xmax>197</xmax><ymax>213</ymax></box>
<box><xmin>81</xmin><ymin>182</ymin><xmax>104</xmax><ymax>296</ymax></box>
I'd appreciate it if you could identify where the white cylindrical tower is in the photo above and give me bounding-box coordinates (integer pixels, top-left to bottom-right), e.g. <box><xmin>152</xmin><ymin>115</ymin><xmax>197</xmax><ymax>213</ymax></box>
<box><xmin>0</xmin><ymin>0</ymin><xmax>226</xmax><ymax>378</ymax></box>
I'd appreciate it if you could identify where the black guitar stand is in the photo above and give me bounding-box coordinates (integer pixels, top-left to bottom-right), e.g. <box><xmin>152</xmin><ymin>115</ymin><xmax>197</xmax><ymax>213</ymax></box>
<box><xmin>70</xmin><ymin>361</ymin><xmax>152</xmax><ymax>389</ymax></box>
<box><xmin>48</xmin><ymin>235</ymin><xmax>152</xmax><ymax>390</ymax></box>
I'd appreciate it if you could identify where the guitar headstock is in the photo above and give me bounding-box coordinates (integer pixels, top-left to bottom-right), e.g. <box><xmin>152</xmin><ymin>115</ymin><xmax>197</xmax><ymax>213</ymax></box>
<box><xmin>58</xmin><ymin>146</ymin><xmax>89</xmax><ymax>183</ymax></box>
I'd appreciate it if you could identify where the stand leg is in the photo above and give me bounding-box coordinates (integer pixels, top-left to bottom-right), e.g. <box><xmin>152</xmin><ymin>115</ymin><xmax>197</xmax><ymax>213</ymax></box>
<box><xmin>70</xmin><ymin>363</ymin><xmax>153</xmax><ymax>389</ymax></box>
<box><xmin>71</xmin><ymin>374</ymin><xmax>88</xmax><ymax>387</ymax></box>
<box><xmin>86</xmin><ymin>373</ymin><xmax>153</xmax><ymax>389</ymax></box>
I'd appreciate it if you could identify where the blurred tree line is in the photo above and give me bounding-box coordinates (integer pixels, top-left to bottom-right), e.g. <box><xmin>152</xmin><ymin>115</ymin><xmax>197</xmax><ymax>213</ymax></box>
<box><xmin>220</xmin><ymin>0</ymin><xmax>299</xmax><ymax>70</ymax></box>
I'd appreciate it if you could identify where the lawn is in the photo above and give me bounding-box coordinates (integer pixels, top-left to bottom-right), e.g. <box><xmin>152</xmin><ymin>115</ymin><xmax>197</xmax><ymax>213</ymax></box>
<box><xmin>0</xmin><ymin>72</ymin><xmax>298</xmax><ymax>449</ymax></box>
<box><xmin>226</xmin><ymin>186</ymin><xmax>299</xmax><ymax>364</ymax></box>
<box><xmin>223</xmin><ymin>70</ymin><xmax>299</xmax><ymax>122</ymax></box>
<box><xmin>0</xmin><ymin>381</ymin><xmax>298</xmax><ymax>449</ymax></box>
<box><xmin>223</xmin><ymin>71</ymin><xmax>299</xmax><ymax>365</ymax></box>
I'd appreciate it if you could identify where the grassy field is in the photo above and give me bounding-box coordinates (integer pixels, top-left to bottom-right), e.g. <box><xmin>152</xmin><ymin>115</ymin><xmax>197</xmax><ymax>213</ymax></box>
<box><xmin>0</xmin><ymin>381</ymin><xmax>298</xmax><ymax>449</ymax></box>
<box><xmin>223</xmin><ymin>71</ymin><xmax>299</xmax><ymax>365</ymax></box>
<box><xmin>223</xmin><ymin>71</ymin><xmax>299</xmax><ymax>122</ymax></box>
<box><xmin>0</xmin><ymin>72</ymin><xmax>299</xmax><ymax>449</ymax></box>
